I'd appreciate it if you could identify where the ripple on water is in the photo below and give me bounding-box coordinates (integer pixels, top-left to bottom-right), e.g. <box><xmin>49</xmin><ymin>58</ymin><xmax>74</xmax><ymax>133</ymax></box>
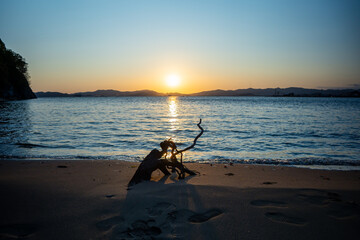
<box><xmin>0</xmin><ymin>97</ymin><xmax>359</xmax><ymax>168</ymax></box>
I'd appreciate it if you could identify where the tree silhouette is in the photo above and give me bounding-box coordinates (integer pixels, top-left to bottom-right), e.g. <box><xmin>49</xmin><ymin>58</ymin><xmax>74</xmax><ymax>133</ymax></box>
<box><xmin>0</xmin><ymin>38</ymin><xmax>35</xmax><ymax>100</ymax></box>
<box><xmin>0</xmin><ymin>39</ymin><xmax>30</xmax><ymax>81</ymax></box>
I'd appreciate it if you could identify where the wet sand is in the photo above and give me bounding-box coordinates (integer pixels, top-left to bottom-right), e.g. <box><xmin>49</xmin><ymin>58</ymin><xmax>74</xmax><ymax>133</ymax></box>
<box><xmin>0</xmin><ymin>160</ymin><xmax>359</xmax><ymax>239</ymax></box>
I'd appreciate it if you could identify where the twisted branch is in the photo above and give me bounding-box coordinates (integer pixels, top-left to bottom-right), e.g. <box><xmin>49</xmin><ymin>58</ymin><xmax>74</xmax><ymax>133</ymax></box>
<box><xmin>162</xmin><ymin>119</ymin><xmax>204</xmax><ymax>178</ymax></box>
<box><xmin>175</xmin><ymin>119</ymin><xmax>203</xmax><ymax>154</ymax></box>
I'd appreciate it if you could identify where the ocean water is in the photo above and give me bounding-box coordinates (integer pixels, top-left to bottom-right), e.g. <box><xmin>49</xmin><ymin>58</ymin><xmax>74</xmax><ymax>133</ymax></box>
<box><xmin>1</xmin><ymin>96</ymin><xmax>360</xmax><ymax>168</ymax></box>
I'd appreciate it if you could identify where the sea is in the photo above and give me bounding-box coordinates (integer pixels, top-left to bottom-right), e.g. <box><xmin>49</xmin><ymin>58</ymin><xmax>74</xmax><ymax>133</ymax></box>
<box><xmin>1</xmin><ymin>96</ymin><xmax>360</xmax><ymax>170</ymax></box>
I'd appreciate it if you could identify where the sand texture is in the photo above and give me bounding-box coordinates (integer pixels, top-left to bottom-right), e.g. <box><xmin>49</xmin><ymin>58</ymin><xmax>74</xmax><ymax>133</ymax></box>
<box><xmin>0</xmin><ymin>160</ymin><xmax>360</xmax><ymax>240</ymax></box>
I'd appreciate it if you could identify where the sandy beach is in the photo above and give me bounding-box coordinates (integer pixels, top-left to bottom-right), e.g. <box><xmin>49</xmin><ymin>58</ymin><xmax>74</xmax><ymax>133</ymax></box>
<box><xmin>0</xmin><ymin>160</ymin><xmax>359</xmax><ymax>240</ymax></box>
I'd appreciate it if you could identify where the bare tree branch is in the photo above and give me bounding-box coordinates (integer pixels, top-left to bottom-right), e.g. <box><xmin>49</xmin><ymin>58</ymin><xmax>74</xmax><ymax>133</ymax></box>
<box><xmin>176</xmin><ymin>119</ymin><xmax>203</xmax><ymax>154</ymax></box>
<box><xmin>128</xmin><ymin>119</ymin><xmax>204</xmax><ymax>187</ymax></box>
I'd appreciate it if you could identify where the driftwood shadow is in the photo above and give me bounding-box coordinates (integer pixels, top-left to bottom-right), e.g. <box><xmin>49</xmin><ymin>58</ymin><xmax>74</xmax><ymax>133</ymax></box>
<box><xmin>96</xmin><ymin>175</ymin><xmax>221</xmax><ymax>239</ymax></box>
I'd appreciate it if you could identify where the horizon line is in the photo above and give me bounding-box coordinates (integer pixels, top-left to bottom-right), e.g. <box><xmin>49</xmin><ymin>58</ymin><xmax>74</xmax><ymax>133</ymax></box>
<box><xmin>35</xmin><ymin>86</ymin><xmax>360</xmax><ymax>95</ymax></box>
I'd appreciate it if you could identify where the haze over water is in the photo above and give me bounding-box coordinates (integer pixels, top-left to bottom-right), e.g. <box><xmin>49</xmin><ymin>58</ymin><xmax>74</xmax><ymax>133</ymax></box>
<box><xmin>1</xmin><ymin>97</ymin><xmax>359</xmax><ymax>169</ymax></box>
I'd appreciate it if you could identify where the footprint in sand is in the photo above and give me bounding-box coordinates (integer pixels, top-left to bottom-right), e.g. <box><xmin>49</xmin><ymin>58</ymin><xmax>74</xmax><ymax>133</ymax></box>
<box><xmin>0</xmin><ymin>224</ymin><xmax>38</xmax><ymax>239</ymax></box>
<box><xmin>57</xmin><ymin>165</ymin><xmax>68</xmax><ymax>168</ymax></box>
<box><xmin>250</xmin><ymin>200</ymin><xmax>287</xmax><ymax>208</ymax></box>
<box><xmin>188</xmin><ymin>209</ymin><xmax>223</xmax><ymax>223</ymax></box>
<box><xmin>101</xmin><ymin>202</ymin><xmax>224</xmax><ymax>239</ymax></box>
<box><xmin>167</xmin><ymin>209</ymin><xmax>195</xmax><ymax>224</ymax></box>
<box><xmin>166</xmin><ymin>208</ymin><xmax>223</xmax><ymax>224</ymax></box>
<box><xmin>147</xmin><ymin>202</ymin><xmax>176</xmax><ymax>217</ymax></box>
<box><xmin>110</xmin><ymin>219</ymin><xmax>161</xmax><ymax>239</ymax></box>
<box><xmin>96</xmin><ymin>215</ymin><xmax>125</xmax><ymax>231</ymax></box>
<box><xmin>297</xmin><ymin>189</ymin><xmax>341</xmax><ymax>206</ymax></box>
<box><xmin>262</xmin><ymin>181</ymin><xmax>277</xmax><ymax>185</ymax></box>
<box><xmin>327</xmin><ymin>202</ymin><xmax>360</xmax><ymax>220</ymax></box>
<box><xmin>265</xmin><ymin>212</ymin><xmax>307</xmax><ymax>226</ymax></box>
<box><xmin>162</xmin><ymin>208</ymin><xmax>223</xmax><ymax>238</ymax></box>
<box><xmin>320</xmin><ymin>175</ymin><xmax>330</xmax><ymax>180</ymax></box>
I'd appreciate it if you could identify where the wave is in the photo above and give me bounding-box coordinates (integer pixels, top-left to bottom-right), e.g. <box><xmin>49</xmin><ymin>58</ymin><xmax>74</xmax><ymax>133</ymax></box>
<box><xmin>15</xmin><ymin>143</ymin><xmax>47</xmax><ymax>148</ymax></box>
<box><xmin>193</xmin><ymin>157</ymin><xmax>360</xmax><ymax>166</ymax></box>
<box><xmin>1</xmin><ymin>154</ymin><xmax>359</xmax><ymax>168</ymax></box>
<box><xmin>15</xmin><ymin>143</ymin><xmax>76</xmax><ymax>149</ymax></box>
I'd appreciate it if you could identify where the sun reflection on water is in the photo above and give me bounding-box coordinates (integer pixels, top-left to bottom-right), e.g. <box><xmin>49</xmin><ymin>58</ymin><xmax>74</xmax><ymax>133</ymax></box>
<box><xmin>168</xmin><ymin>96</ymin><xmax>178</xmax><ymax>132</ymax></box>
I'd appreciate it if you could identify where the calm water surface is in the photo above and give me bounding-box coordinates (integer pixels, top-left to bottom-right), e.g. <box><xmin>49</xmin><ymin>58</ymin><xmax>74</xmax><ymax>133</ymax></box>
<box><xmin>1</xmin><ymin>97</ymin><xmax>360</xmax><ymax>168</ymax></box>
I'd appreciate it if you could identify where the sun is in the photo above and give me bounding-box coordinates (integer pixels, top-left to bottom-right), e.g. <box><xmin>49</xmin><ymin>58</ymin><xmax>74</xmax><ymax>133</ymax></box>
<box><xmin>165</xmin><ymin>74</ymin><xmax>181</xmax><ymax>88</ymax></box>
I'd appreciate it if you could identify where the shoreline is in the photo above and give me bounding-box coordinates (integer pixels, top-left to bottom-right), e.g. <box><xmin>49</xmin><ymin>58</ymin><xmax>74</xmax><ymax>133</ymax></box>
<box><xmin>1</xmin><ymin>160</ymin><xmax>359</xmax><ymax>239</ymax></box>
<box><xmin>2</xmin><ymin>158</ymin><xmax>360</xmax><ymax>171</ymax></box>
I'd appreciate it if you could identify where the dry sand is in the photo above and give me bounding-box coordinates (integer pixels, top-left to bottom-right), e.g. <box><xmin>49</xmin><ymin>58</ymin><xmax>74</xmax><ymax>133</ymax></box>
<box><xmin>0</xmin><ymin>160</ymin><xmax>359</xmax><ymax>240</ymax></box>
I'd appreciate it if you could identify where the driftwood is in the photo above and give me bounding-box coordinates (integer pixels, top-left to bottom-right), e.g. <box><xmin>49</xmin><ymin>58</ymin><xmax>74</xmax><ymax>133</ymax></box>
<box><xmin>128</xmin><ymin>119</ymin><xmax>204</xmax><ymax>187</ymax></box>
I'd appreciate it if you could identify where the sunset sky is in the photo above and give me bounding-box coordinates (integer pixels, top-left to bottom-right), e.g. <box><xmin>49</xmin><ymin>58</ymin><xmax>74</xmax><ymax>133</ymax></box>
<box><xmin>1</xmin><ymin>0</ymin><xmax>359</xmax><ymax>94</ymax></box>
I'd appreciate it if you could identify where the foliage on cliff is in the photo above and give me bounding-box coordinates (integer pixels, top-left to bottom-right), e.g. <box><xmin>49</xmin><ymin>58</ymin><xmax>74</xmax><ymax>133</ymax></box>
<box><xmin>0</xmin><ymin>38</ymin><xmax>36</xmax><ymax>100</ymax></box>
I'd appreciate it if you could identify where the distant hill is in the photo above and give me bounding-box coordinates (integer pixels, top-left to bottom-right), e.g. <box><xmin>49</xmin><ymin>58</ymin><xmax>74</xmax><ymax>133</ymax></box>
<box><xmin>190</xmin><ymin>87</ymin><xmax>360</xmax><ymax>97</ymax></box>
<box><xmin>36</xmin><ymin>91</ymin><xmax>70</xmax><ymax>97</ymax></box>
<box><xmin>74</xmin><ymin>89</ymin><xmax>164</xmax><ymax>97</ymax></box>
<box><xmin>0</xmin><ymin>39</ymin><xmax>36</xmax><ymax>100</ymax></box>
<box><xmin>36</xmin><ymin>87</ymin><xmax>360</xmax><ymax>98</ymax></box>
<box><xmin>36</xmin><ymin>89</ymin><xmax>167</xmax><ymax>97</ymax></box>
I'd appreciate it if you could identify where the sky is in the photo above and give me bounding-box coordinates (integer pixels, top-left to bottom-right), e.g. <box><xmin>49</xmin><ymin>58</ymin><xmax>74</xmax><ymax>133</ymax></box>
<box><xmin>1</xmin><ymin>0</ymin><xmax>359</xmax><ymax>94</ymax></box>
